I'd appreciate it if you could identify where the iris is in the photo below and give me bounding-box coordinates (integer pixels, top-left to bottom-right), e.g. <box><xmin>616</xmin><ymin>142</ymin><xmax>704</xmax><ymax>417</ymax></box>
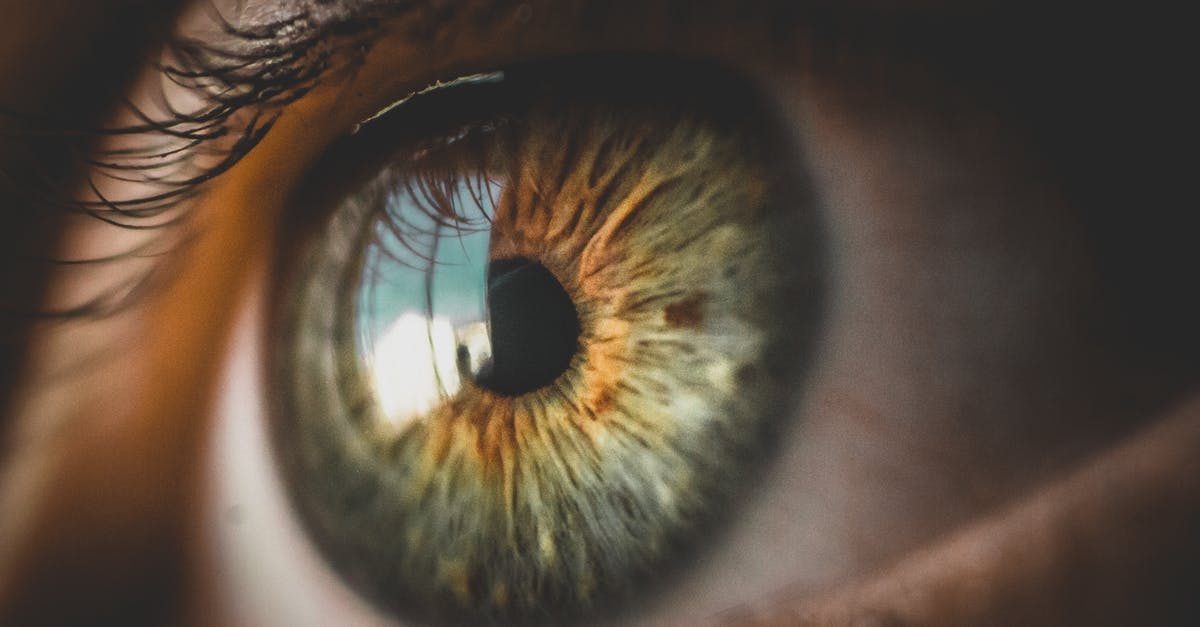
<box><xmin>274</xmin><ymin>57</ymin><xmax>823</xmax><ymax>624</ymax></box>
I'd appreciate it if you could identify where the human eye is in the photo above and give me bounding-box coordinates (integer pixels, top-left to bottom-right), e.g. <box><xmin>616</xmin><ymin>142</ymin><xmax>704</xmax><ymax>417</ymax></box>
<box><xmin>265</xmin><ymin>50</ymin><xmax>825</xmax><ymax>624</ymax></box>
<box><xmin>2</xmin><ymin>2</ymin><xmax>1198</xmax><ymax>627</ymax></box>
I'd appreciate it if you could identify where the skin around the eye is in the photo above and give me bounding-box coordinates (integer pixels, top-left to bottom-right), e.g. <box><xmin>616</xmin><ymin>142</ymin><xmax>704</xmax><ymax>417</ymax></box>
<box><xmin>0</xmin><ymin>2</ymin><xmax>202</xmax><ymax>624</ymax></box>
<box><xmin>1</xmin><ymin>1</ymin><xmax>1198</xmax><ymax>626</ymax></box>
<box><xmin>275</xmin><ymin>74</ymin><xmax>819</xmax><ymax>623</ymax></box>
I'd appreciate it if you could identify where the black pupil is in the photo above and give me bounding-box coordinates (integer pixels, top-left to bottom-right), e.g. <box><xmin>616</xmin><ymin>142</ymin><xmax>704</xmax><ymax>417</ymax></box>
<box><xmin>473</xmin><ymin>257</ymin><xmax>581</xmax><ymax>396</ymax></box>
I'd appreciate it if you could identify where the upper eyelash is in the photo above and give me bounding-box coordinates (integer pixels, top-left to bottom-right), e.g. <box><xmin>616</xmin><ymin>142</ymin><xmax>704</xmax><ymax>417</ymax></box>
<box><xmin>0</xmin><ymin>3</ymin><xmax>414</xmax><ymax>322</ymax></box>
<box><xmin>2</xmin><ymin>0</ymin><xmax>726</xmax><ymax>324</ymax></box>
<box><xmin>0</xmin><ymin>0</ymin><xmax>732</xmax><ymax>324</ymax></box>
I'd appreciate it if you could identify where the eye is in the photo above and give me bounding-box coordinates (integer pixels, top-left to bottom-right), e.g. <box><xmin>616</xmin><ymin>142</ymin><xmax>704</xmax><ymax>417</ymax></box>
<box><xmin>270</xmin><ymin>56</ymin><xmax>821</xmax><ymax>624</ymax></box>
<box><xmin>6</xmin><ymin>4</ymin><xmax>1197</xmax><ymax>626</ymax></box>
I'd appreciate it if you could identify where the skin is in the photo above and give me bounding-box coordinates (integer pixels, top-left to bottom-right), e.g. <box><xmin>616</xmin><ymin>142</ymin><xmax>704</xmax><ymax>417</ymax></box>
<box><xmin>0</xmin><ymin>1</ymin><xmax>1196</xmax><ymax>625</ymax></box>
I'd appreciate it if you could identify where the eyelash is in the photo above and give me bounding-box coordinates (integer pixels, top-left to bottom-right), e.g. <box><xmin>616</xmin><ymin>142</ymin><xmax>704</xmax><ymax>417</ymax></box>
<box><xmin>0</xmin><ymin>5</ymin><xmax>406</xmax><ymax>322</ymax></box>
<box><xmin>3</xmin><ymin>0</ymin><xmax>803</xmax><ymax>324</ymax></box>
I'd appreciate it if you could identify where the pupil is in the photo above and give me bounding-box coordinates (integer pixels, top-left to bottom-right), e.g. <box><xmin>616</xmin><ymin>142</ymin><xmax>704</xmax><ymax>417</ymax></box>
<box><xmin>473</xmin><ymin>257</ymin><xmax>581</xmax><ymax>396</ymax></box>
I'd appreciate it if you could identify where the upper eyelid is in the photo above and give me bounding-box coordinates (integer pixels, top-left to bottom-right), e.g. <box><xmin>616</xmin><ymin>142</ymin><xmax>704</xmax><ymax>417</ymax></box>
<box><xmin>0</xmin><ymin>5</ymin><xmax>403</xmax><ymax>322</ymax></box>
<box><xmin>9</xmin><ymin>0</ymin><xmax>820</xmax><ymax>323</ymax></box>
<box><xmin>7</xmin><ymin>1</ymin><xmax>586</xmax><ymax>321</ymax></box>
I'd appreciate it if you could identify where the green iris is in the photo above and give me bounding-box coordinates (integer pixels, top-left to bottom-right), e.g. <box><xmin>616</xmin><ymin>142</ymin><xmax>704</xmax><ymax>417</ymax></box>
<box><xmin>273</xmin><ymin>56</ymin><xmax>822</xmax><ymax>625</ymax></box>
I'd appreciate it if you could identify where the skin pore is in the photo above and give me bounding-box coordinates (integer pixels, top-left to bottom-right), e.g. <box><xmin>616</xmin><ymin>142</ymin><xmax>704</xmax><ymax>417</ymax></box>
<box><xmin>1</xmin><ymin>1</ymin><xmax>1196</xmax><ymax>625</ymax></box>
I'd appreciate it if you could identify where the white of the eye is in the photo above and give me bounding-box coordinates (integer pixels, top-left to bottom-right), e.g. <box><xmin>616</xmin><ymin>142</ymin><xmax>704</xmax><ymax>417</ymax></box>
<box><xmin>197</xmin><ymin>285</ymin><xmax>402</xmax><ymax>627</ymax></box>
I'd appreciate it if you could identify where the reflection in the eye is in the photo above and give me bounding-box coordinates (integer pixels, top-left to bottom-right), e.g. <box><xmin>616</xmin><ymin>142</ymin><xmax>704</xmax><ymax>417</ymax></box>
<box><xmin>358</xmin><ymin>182</ymin><xmax>495</xmax><ymax>426</ymax></box>
<box><xmin>370</xmin><ymin>313</ymin><xmax>468</xmax><ymax>426</ymax></box>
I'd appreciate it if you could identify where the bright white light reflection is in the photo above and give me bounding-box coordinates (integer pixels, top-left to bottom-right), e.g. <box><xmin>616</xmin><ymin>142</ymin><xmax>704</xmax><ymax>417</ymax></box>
<box><xmin>358</xmin><ymin>176</ymin><xmax>502</xmax><ymax>428</ymax></box>
<box><xmin>369</xmin><ymin>313</ymin><xmax>462</xmax><ymax>427</ymax></box>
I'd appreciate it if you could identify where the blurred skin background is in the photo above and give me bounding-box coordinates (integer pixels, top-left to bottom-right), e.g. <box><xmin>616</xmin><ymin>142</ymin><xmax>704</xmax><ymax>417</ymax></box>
<box><xmin>0</xmin><ymin>1</ymin><xmax>1196</xmax><ymax>625</ymax></box>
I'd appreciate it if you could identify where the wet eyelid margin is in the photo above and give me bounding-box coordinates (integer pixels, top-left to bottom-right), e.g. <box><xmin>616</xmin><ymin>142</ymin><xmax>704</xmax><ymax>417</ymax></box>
<box><xmin>356</xmin><ymin>71</ymin><xmax>506</xmax><ymax>129</ymax></box>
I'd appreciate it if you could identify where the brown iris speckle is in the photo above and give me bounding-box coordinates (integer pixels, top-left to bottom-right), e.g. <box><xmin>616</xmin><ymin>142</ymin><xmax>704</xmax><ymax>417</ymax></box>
<box><xmin>589</xmin><ymin>387</ymin><xmax>615</xmax><ymax>416</ymax></box>
<box><xmin>664</xmin><ymin>293</ymin><xmax>707</xmax><ymax>329</ymax></box>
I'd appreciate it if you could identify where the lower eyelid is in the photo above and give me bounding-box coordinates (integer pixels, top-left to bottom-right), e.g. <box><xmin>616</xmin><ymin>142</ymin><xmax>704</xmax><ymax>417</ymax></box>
<box><xmin>752</xmin><ymin>397</ymin><xmax>1200</xmax><ymax>626</ymax></box>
